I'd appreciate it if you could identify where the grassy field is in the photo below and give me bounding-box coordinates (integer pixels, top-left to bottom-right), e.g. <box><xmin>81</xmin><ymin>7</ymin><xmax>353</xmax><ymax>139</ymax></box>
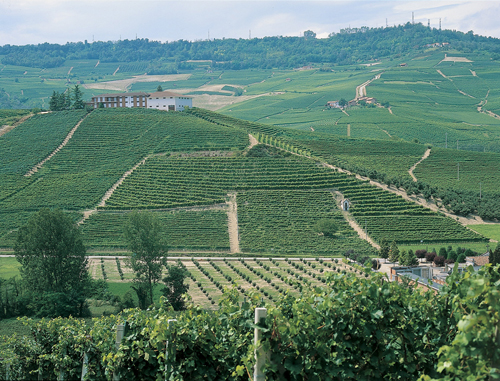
<box><xmin>466</xmin><ymin>224</ymin><xmax>500</xmax><ymax>242</ymax></box>
<box><xmin>0</xmin><ymin>257</ymin><xmax>20</xmax><ymax>278</ymax></box>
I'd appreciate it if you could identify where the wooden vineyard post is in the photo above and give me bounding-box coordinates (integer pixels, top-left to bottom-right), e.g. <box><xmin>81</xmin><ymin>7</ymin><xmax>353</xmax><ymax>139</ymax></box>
<box><xmin>165</xmin><ymin>319</ymin><xmax>177</xmax><ymax>381</ymax></box>
<box><xmin>5</xmin><ymin>362</ymin><xmax>10</xmax><ymax>381</ymax></box>
<box><xmin>58</xmin><ymin>348</ymin><xmax>66</xmax><ymax>380</ymax></box>
<box><xmin>492</xmin><ymin>322</ymin><xmax>500</xmax><ymax>380</ymax></box>
<box><xmin>113</xmin><ymin>322</ymin><xmax>127</xmax><ymax>381</ymax></box>
<box><xmin>81</xmin><ymin>352</ymin><xmax>89</xmax><ymax>381</ymax></box>
<box><xmin>254</xmin><ymin>307</ymin><xmax>268</xmax><ymax>381</ymax></box>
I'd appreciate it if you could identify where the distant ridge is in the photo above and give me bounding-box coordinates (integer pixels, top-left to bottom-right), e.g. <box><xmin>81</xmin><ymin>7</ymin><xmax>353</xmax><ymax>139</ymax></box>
<box><xmin>1</xmin><ymin>23</ymin><xmax>499</xmax><ymax>70</ymax></box>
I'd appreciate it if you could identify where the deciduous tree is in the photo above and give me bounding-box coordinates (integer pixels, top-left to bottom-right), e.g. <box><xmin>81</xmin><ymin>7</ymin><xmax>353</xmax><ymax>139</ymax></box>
<box><xmin>124</xmin><ymin>211</ymin><xmax>167</xmax><ymax>309</ymax></box>
<box><xmin>14</xmin><ymin>208</ymin><xmax>89</xmax><ymax>317</ymax></box>
<box><xmin>162</xmin><ymin>264</ymin><xmax>189</xmax><ymax>311</ymax></box>
<box><xmin>313</xmin><ymin>219</ymin><xmax>338</xmax><ymax>237</ymax></box>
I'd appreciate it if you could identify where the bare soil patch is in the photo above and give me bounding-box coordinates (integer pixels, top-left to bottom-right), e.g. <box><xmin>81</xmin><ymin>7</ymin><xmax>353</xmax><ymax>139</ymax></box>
<box><xmin>0</xmin><ymin>114</ymin><xmax>34</xmax><ymax>138</ymax></box>
<box><xmin>441</xmin><ymin>56</ymin><xmax>473</xmax><ymax>63</ymax></box>
<box><xmin>409</xmin><ymin>148</ymin><xmax>431</xmax><ymax>182</ymax></box>
<box><xmin>83</xmin><ymin>74</ymin><xmax>191</xmax><ymax>92</ymax></box>
<box><xmin>25</xmin><ymin>114</ymin><xmax>89</xmax><ymax>177</ymax></box>
<box><xmin>226</xmin><ymin>193</ymin><xmax>241</xmax><ymax>253</ymax></box>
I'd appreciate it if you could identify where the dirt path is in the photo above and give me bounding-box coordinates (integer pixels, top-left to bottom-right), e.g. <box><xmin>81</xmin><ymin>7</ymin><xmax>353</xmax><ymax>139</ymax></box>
<box><xmin>248</xmin><ymin>134</ymin><xmax>259</xmax><ymax>150</ymax></box>
<box><xmin>355</xmin><ymin>73</ymin><xmax>382</xmax><ymax>99</ymax></box>
<box><xmin>331</xmin><ymin>191</ymin><xmax>380</xmax><ymax>250</ymax></box>
<box><xmin>380</xmin><ymin>128</ymin><xmax>392</xmax><ymax>138</ymax></box>
<box><xmin>341</xmin><ymin>109</ymin><xmax>350</xmax><ymax>116</ymax></box>
<box><xmin>458</xmin><ymin>89</ymin><xmax>475</xmax><ymax>99</ymax></box>
<box><xmin>226</xmin><ymin>193</ymin><xmax>241</xmax><ymax>253</ymax></box>
<box><xmin>478</xmin><ymin>99</ymin><xmax>500</xmax><ymax>120</ymax></box>
<box><xmin>25</xmin><ymin>113</ymin><xmax>88</xmax><ymax>177</ymax></box>
<box><xmin>322</xmin><ymin>161</ymin><xmax>486</xmax><ymax>226</ymax></box>
<box><xmin>409</xmin><ymin>148</ymin><xmax>431</xmax><ymax>182</ymax></box>
<box><xmin>67</xmin><ymin>66</ymin><xmax>73</xmax><ymax>76</ymax></box>
<box><xmin>437</xmin><ymin>70</ymin><xmax>452</xmax><ymax>81</ymax></box>
<box><xmin>470</xmin><ymin>69</ymin><xmax>477</xmax><ymax>77</ymax></box>
<box><xmin>388</xmin><ymin>106</ymin><xmax>393</xmax><ymax>115</ymax></box>
<box><xmin>98</xmin><ymin>156</ymin><xmax>149</xmax><ymax>208</ymax></box>
<box><xmin>0</xmin><ymin>113</ymin><xmax>34</xmax><ymax>137</ymax></box>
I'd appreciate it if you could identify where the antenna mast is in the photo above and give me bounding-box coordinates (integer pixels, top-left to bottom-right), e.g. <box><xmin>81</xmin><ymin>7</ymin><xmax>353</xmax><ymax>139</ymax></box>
<box><xmin>412</xmin><ymin>12</ymin><xmax>414</xmax><ymax>24</ymax></box>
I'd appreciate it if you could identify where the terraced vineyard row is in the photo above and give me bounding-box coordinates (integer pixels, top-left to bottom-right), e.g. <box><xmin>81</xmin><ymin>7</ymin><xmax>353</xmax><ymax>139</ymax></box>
<box><xmin>0</xmin><ymin>110</ymin><xmax>86</xmax><ymax>175</ymax></box>
<box><xmin>80</xmin><ymin>210</ymin><xmax>229</xmax><ymax>250</ymax></box>
<box><xmin>413</xmin><ymin>147</ymin><xmax>500</xmax><ymax>193</ymax></box>
<box><xmin>188</xmin><ymin>108</ymin><xmax>429</xmax><ymax>180</ymax></box>
<box><xmin>0</xmin><ymin>108</ymin><xmax>250</xmax><ymax>237</ymax></box>
<box><xmin>346</xmin><ymin>184</ymin><xmax>435</xmax><ymax>217</ymax></box>
<box><xmin>340</xmin><ymin>183</ymin><xmax>487</xmax><ymax>244</ymax></box>
<box><xmin>362</xmin><ymin>216</ymin><xmax>484</xmax><ymax>244</ymax></box>
<box><xmin>237</xmin><ymin>189</ymin><xmax>376</xmax><ymax>255</ymax></box>
<box><xmin>104</xmin><ymin>156</ymin><xmax>359</xmax><ymax>209</ymax></box>
<box><xmin>302</xmin><ymin>138</ymin><xmax>427</xmax><ymax>180</ymax></box>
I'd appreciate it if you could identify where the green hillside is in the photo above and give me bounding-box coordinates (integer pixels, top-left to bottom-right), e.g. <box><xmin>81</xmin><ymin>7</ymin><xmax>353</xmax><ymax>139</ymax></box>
<box><xmin>0</xmin><ymin>108</ymin><xmax>490</xmax><ymax>253</ymax></box>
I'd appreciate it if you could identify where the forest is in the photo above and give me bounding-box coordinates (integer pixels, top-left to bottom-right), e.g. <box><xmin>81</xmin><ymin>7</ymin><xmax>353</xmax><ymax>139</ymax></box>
<box><xmin>1</xmin><ymin>23</ymin><xmax>500</xmax><ymax>71</ymax></box>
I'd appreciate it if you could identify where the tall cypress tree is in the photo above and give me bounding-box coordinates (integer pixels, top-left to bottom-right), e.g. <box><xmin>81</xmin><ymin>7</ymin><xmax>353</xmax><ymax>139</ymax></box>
<box><xmin>72</xmin><ymin>85</ymin><xmax>85</xmax><ymax>109</ymax></box>
<box><xmin>389</xmin><ymin>241</ymin><xmax>400</xmax><ymax>263</ymax></box>
<box><xmin>379</xmin><ymin>238</ymin><xmax>390</xmax><ymax>262</ymax></box>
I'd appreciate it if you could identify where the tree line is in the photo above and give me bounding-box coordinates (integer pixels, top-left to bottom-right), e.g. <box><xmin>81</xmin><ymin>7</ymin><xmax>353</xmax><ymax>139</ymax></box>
<box><xmin>0</xmin><ymin>209</ymin><xmax>188</xmax><ymax>319</ymax></box>
<box><xmin>49</xmin><ymin>84</ymin><xmax>85</xmax><ymax>111</ymax></box>
<box><xmin>1</xmin><ymin>23</ymin><xmax>500</xmax><ymax>70</ymax></box>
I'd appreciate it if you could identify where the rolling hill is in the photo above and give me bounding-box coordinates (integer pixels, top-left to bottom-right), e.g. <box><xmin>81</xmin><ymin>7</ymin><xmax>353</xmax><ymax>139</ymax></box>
<box><xmin>0</xmin><ymin>107</ymin><xmax>493</xmax><ymax>255</ymax></box>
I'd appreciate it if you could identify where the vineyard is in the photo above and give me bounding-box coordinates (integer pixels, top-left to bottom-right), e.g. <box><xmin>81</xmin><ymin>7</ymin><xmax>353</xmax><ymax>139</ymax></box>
<box><xmin>1</xmin><ymin>264</ymin><xmax>498</xmax><ymax>380</ymax></box>
<box><xmin>88</xmin><ymin>257</ymin><xmax>368</xmax><ymax>308</ymax></box>
<box><xmin>413</xmin><ymin>147</ymin><xmax>500</xmax><ymax>193</ymax></box>
<box><xmin>104</xmin><ymin>155</ymin><xmax>358</xmax><ymax>209</ymax></box>
<box><xmin>237</xmin><ymin>190</ymin><xmax>374</xmax><ymax>255</ymax></box>
<box><xmin>0</xmin><ymin>106</ymin><xmax>490</xmax><ymax>250</ymax></box>
<box><xmin>81</xmin><ymin>210</ymin><xmax>230</xmax><ymax>250</ymax></box>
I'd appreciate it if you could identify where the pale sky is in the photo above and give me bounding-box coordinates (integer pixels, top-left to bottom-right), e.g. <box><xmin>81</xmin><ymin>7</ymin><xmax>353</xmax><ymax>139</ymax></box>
<box><xmin>0</xmin><ymin>0</ymin><xmax>499</xmax><ymax>46</ymax></box>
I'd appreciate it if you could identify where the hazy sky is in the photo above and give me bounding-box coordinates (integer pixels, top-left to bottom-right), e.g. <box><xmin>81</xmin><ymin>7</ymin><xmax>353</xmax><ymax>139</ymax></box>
<box><xmin>0</xmin><ymin>0</ymin><xmax>499</xmax><ymax>45</ymax></box>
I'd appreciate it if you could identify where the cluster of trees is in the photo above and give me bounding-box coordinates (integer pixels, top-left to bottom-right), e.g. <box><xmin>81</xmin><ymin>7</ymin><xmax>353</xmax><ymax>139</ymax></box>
<box><xmin>2</xmin><ymin>23</ymin><xmax>499</xmax><ymax>70</ymax></box>
<box><xmin>123</xmin><ymin>210</ymin><xmax>189</xmax><ymax>311</ymax></box>
<box><xmin>379</xmin><ymin>240</ymin><xmax>482</xmax><ymax>267</ymax></box>
<box><xmin>49</xmin><ymin>85</ymin><xmax>85</xmax><ymax>111</ymax></box>
<box><xmin>0</xmin><ymin>88</ymin><xmax>29</xmax><ymax>109</ymax></box>
<box><xmin>343</xmin><ymin>249</ymin><xmax>372</xmax><ymax>267</ymax></box>
<box><xmin>489</xmin><ymin>243</ymin><xmax>500</xmax><ymax>265</ymax></box>
<box><xmin>0</xmin><ymin>209</ymin><xmax>188</xmax><ymax>318</ymax></box>
<box><xmin>379</xmin><ymin>239</ymin><xmax>419</xmax><ymax>266</ymax></box>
